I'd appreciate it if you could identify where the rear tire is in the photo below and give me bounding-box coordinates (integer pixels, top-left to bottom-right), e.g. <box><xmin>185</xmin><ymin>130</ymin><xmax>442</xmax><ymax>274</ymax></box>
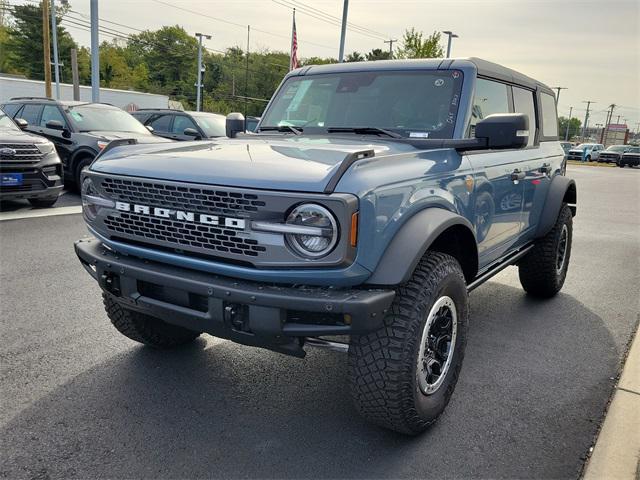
<box><xmin>103</xmin><ymin>293</ymin><xmax>201</xmax><ymax>348</ymax></box>
<box><xmin>349</xmin><ymin>252</ymin><xmax>469</xmax><ymax>435</ymax></box>
<box><xmin>28</xmin><ymin>196</ymin><xmax>58</xmax><ymax>208</ymax></box>
<box><xmin>518</xmin><ymin>204</ymin><xmax>572</xmax><ymax>298</ymax></box>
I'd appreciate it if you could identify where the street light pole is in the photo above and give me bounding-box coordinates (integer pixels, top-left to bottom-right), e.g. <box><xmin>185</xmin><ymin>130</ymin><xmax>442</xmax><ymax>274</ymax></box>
<box><xmin>90</xmin><ymin>0</ymin><xmax>99</xmax><ymax>102</ymax></box>
<box><xmin>442</xmin><ymin>31</ymin><xmax>458</xmax><ymax>58</ymax></box>
<box><xmin>195</xmin><ymin>32</ymin><xmax>211</xmax><ymax>112</ymax></box>
<box><xmin>50</xmin><ymin>0</ymin><xmax>61</xmax><ymax>99</ymax></box>
<box><xmin>338</xmin><ymin>0</ymin><xmax>349</xmax><ymax>62</ymax></box>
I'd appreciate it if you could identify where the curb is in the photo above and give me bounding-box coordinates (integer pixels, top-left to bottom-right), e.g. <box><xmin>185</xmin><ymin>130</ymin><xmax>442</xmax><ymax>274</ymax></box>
<box><xmin>583</xmin><ymin>324</ymin><xmax>640</xmax><ymax>479</ymax></box>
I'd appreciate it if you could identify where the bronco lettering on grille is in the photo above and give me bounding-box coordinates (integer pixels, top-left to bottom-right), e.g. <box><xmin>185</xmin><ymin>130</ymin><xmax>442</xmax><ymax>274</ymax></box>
<box><xmin>114</xmin><ymin>202</ymin><xmax>246</xmax><ymax>229</ymax></box>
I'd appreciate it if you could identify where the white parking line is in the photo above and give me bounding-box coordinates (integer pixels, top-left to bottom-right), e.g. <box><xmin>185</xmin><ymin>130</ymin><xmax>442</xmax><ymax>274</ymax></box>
<box><xmin>0</xmin><ymin>205</ymin><xmax>83</xmax><ymax>222</ymax></box>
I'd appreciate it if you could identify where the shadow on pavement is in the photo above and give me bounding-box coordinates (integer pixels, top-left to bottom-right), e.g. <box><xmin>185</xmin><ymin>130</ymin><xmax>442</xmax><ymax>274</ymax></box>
<box><xmin>1</xmin><ymin>283</ymin><xmax>619</xmax><ymax>479</ymax></box>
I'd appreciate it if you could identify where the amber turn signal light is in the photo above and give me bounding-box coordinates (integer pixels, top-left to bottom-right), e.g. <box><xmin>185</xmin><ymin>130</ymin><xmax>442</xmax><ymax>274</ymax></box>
<box><xmin>350</xmin><ymin>212</ymin><xmax>359</xmax><ymax>247</ymax></box>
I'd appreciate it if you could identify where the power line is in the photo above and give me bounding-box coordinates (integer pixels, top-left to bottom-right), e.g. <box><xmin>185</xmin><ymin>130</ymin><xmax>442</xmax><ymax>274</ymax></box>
<box><xmin>149</xmin><ymin>0</ymin><xmax>336</xmax><ymax>51</ymax></box>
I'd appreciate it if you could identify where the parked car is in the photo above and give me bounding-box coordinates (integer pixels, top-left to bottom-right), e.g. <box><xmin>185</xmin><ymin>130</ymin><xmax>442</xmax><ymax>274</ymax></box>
<box><xmin>75</xmin><ymin>57</ymin><xmax>576</xmax><ymax>435</ymax></box>
<box><xmin>0</xmin><ymin>97</ymin><xmax>171</xmax><ymax>188</ymax></box>
<box><xmin>598</xmin><ymin>145</ymin><xmax>630</xmax><ymax>164</ymax></box>
<box><xmin>559</xmin><ymin>141</ymin><xmax>573</xmax><ymax>154</ymax></box>
<box><xmin>131</xmin><ymin>109</ymin><xmax>226</xmax><ymax>141</ymax></box>
<box><xmin>566</xmin><ymin>143</ymin><xmax>604</xmax><ymax>161</ymax></box>
<box><xmin>0</xmin><ymin>109</ymin><xmax>63</xmax><ymax>207</ymax></box>
<box><xmin>245</xmin><ymin>116</ymin><xmax>261</xmax><ymax>132</ymax></box>
<box><xmin>619</xmin><ymin>146</ymin><xmax>640</xmax><ymax>167</ymax></box>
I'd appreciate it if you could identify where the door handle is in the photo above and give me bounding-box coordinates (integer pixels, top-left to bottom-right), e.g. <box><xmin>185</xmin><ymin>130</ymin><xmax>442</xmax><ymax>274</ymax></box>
<box><xmin>511</xmin><ymin>169</ymin><xmax>526</xmax><ymax>182</ymax></box>
<box><xmin>539</xmin><ymin>163</ymin><xmax>551</xmax><ymax>174</ymax></box>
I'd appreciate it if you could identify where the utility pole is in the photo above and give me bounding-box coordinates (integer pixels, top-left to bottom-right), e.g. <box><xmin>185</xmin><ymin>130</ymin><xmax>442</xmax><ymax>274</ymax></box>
<box><xmin>194</xmin><ymin>32</ymin><xmax>211</xmax><ymax>112</ymax></box>
<box><xmin>565</xmin><ymin>106</ymin><xmax>573</xmax><ymax>141</ymax></box>
<box><xmin>602</xmin><ymin>104</ymin><xmax>616</xmax><ymax>144</ymax></box>
<box><xmin>383</xmin><ymin>39</ymin><xmax>397</xmax><ymax>59</ymax></box>
<box><xmin>338</xmin><ymin>0</ymin><xmax>349</xmax><ymax>62</ymax></box>
<box><xmin>71</xmin><ymin>48</ymin><xmax>80</xmax><ymax>101</ymax></box>
<box><xmin>442</xmin><ymin>31</ymin><xmax>459</xmax><ymax>58</ymax></box>
<box><xmin>244</xmin><ymin>25</ymin><xmax>250</xmax><ymax>118</ymax></box>
<box><xmin>552</xmin><ymin>87</ymin><xmax>567</xmax><ymax>104</ymax></box>
<box><xmin>90</xmin><ymin>0</ymin><xmax>99</xmax><ymax>102</ymax></box>
<box><xmin>581</xmin><ymin>101</ymin><xmax>594</xmax><ymax>141</ymax></box>
<box><xmin>50</xmin><ymin>0</ymin><xmax>61</xmax><ymax>99</ymax></box>
<box><xmin>42</xmin><ymin>0</ymin><xmax>52</xmax><ymax>98</ymax></box>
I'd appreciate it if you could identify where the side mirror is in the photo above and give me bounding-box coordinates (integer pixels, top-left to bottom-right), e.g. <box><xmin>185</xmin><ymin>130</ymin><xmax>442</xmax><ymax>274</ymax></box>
<box><xmin>146</xmin><ymin>125</ymin><xmax>154</xmax><ymax>133</ymax></box>
<box><xmin>475</xmin><ymin>113</ymin><xmax>529</xmax><ymax>150</ymax></box>
<box><xmin>226</xmin><ymin>112</ymin><xmax>245</xmax><ymax>138</ymax></box>
<box><xmin>15</xmin><ymin>118</ymin><xmax>28</xmax><ymax>130</ymax></box>
<box><xmin>46</xmin><ymin>120</ymin><xmax>65</xmax><ymax>131</ymax></box>
<box><xmin>183</xmin><ymin>127</ymin><xmax>202</xmax><ymax>140</ymax></box>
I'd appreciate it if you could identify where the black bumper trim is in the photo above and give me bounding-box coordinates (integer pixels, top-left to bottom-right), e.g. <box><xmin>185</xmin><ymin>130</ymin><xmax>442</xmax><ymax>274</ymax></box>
<box><xmin>75</xmin><ymin>238</ymin><xmax>395</xmax><ymax>352</ymax></box>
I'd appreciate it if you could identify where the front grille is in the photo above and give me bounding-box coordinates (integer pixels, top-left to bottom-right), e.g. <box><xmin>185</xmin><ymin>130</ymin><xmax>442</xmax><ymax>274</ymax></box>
<box><xmin>0</xmin><ymin>144</ymin><xmax>44</xmax><ymax>163</ymax></box>
<box><xmin>100</xmin><ymin>177</ymin><xmax>266</xmax><ymax>216</ymax></box>
<box><xmin>104</xmin><ymin>211</ymin><xmax>267</xmax><ymax>257</ymax></box>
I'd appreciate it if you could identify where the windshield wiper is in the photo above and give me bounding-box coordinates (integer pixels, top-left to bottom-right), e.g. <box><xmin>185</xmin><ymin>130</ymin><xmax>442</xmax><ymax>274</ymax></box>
<box><xmin>258</xmin><ymin>125</ymin><xmax>302</xmax><ymax>135</ymax></box>
<box><xmin>326</xmin><ymin>127</ymin><xmax>403</xmax><ymax>139</ymax></box>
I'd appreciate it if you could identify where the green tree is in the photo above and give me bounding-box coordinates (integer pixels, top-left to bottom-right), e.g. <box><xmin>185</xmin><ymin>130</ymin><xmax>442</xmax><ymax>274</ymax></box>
<box><xmin>366</xmin><ymin>48</ymin><xmax>391</xmax><ymax>61</ymax></box>
<box><xmin>100</xmin><ymin>42</ymin><xmax>132</xmax><ymax>88</ymax></box>
<box><xmin>4</xmin><ymin>3</ymin><xmax>77</xmax><ymax>81</ymax></box>
<box><xmin>396</xmin><ymin>28</ymin><xmax>444</xmax><ymax>59</ymax></box>
<box><xmin>559</xmin><ymin>116</ymin><xmax>581</xmax><ymax>140</ymax></box>
<box><xmin>345</xmin><ymin>51</ymin><xmax>364</xmax><ymax>62</ymax></box>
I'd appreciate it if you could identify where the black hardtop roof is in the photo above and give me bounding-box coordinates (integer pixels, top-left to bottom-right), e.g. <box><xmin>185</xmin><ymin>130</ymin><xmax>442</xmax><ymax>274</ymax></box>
<box><xmin>291</xmin><ymin>57</ymin><xmax>553</xmax><ymax>94</ymax></box>
<box><xmin>133</xmin><ymin>109</ymin><xmax>224</xmax><ymax>117</ymax></box>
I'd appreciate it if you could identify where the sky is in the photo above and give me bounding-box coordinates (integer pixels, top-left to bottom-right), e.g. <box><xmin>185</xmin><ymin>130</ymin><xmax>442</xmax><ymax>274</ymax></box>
<box><xmin>13</xmin><ymin>0</ymin><xmax>640</xmax><ymax>129</ymax></box>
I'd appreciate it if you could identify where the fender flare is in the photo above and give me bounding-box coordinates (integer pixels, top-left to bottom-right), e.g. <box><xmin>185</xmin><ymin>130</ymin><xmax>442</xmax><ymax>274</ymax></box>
<box><xmin>69</xmin><ymin>147</ymin><xmax>99</xmax><ymax>174</ymax></box>
<box><xmin>535</xmin><ymin>175</ymin><xmax>577</xmax><ymax>238</ymax></box>
<box><xmin>367</xmin><ymin>208</ymin><xmax>478</xmax><ymax>285</ymax></box>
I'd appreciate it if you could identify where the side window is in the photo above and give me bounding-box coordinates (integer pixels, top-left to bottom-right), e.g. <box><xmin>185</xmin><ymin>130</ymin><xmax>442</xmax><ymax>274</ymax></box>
<box><xmin>512</xmin><ymin>87</ymin><xmax>537</xmax><ymax>147</ymax></box>
<box><xmin>149</xmin><ymin>114</ymin><xmax>172</xmax><ymax>133</ymax></box>
<box><xmin>17</xmin><ymin>104</ymin><xmax>43</xmax><ymax>125</ymax></box>
<box><xmin>172</xmin><ymin>115</ymin><xmax>198</xmax><ymax>134</ymax></box>
<box><xmin>540</xmin><ymin>93</ymin><xmax>558</xmax><ymax>139</ymax></box>
<box><xmin>470</xmin><ymin>78</ymin><xmax>509</xmax><ymax>135</ymax></box>
<box><xmin>2</xmin><ymin>103</ymin><xmax>21</xmax><ymax>117</ymax></box>
<box><xmin>40</xmin><ymin>105</ymin><xmax>67</xmax><ymax>128</ymax></box>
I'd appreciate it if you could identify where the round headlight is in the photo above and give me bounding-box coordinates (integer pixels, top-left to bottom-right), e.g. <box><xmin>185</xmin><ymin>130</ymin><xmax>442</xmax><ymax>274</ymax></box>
<box><xmin>285</xmin><ymin>203</ymin><xmax>338</xmax><ymax>258</ymax></box>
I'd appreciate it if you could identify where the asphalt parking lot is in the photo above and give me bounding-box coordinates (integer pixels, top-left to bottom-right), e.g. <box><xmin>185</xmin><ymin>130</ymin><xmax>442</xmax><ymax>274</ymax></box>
<box><xmin>1</xmin><ymin>165</ymin><xmax>638</xmax><ymax>479</ymax></box>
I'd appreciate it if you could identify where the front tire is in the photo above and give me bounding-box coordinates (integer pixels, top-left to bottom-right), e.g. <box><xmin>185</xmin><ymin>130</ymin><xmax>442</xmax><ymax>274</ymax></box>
<box><xmin>518</xmin><ymin>204</ymin><xmax>573</xmax><ymax>298</ymax></box>
<box><xmin>103</xmin><ymin>293</ymin><xmax>201</xmax><ymax>348</ymax></box>
<box><xmin>349</xmin><ymin>252</ymin><xmax>469</xmax><ymax>435</ymax></box>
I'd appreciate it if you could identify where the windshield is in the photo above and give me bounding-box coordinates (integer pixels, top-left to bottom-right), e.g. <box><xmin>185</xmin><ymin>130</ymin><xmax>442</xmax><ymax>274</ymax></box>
<box><xmin>606</xmin><ymin>145</ymin><xmax>628</xmax><ymax>152</ymax></box>
<box><xmin>67</xmin><ymin>105</ymin><xmax>150</xmax><ymax>134</ymax></box>
<box><xmin>0</xmin><ymin>112</ymin><xmax>19</xmax><ymax>131</ymax></box>
<box><xmin>626</xmin><ymin>147</ymin><xmax>640</xmax><ymax>153</ymax></box>
<box><xmin>260</xmin><ymin>70</ymin><xmax>464</xmax><ymax>139</ymax></box>
<box><xmin>191</xmin><ymin>112</ymin><xmax>226</xmax><ymax>137</ymax></box>
<box><xmin>576</xmin><ymin>144</ymin><xmax>595</xmax><ymax>150</ymax></box>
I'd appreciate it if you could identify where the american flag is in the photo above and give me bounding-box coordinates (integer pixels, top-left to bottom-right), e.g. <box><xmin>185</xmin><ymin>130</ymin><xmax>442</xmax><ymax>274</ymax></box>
<box><xmin>290</xmin><ymin>10</ymin><xmax>298</xmax><ymax>70</ymax></box>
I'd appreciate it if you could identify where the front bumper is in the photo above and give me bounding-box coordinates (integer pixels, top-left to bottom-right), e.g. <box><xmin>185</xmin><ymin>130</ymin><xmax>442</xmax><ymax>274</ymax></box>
<box><xmin>75</xmin><ymin>237</ymin><xmax>395</xmax><ymax>356</ymax></box>
<box><xmin>0</xmin><ymin>160</ymin><xmax>63</xmax><ymax>200</ymax></box>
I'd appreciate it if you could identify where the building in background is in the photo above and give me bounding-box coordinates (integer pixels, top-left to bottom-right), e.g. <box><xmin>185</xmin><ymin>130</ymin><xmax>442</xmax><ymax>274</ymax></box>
<box><xmin>602</xmin><ymin>123</ymin><xmax>629</xmax><ymax>147</ymax></box>
<box><xmin>0</xmin><ymin>75</ymin><xmax>170</xmax><ymax>111</ymax></box>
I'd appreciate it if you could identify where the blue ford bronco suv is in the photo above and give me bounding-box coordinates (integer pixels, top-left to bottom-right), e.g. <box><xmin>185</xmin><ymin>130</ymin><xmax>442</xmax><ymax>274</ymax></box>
<box><xmin>75</xmin><ymin>58</ymin><xmax>576</xmax><ymax>434</ymax></box>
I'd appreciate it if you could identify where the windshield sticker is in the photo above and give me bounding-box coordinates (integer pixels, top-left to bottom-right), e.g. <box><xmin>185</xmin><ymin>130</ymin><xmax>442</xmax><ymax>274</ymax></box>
<box><xmin>70</xmin><ymin>112</ymin><xmax>83</xmax><ymax>121</ymax></box>
<box><xmin>409</xmin><ymin>132</ymin><xmax>430</xmax><ymax>138</ymax></box>
<box><xmin>434</xmin><ymin>79</ymin><xmax>445</xmax><ymax>87</ymax></box>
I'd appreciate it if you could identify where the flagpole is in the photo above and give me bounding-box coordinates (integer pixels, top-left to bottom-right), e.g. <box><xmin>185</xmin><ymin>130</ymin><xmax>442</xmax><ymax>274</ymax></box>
<box><xmin>290</xmin><ymin>8</ymin><xmax>296</xmax><ymax>71</ymax></box>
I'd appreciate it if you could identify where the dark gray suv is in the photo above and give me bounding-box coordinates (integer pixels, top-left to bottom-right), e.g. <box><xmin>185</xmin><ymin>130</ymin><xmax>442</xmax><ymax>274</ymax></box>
<box><xmin>131</xmin><ymin>109</ymin><xmax>226</xmax><ymax>141</ymax></box>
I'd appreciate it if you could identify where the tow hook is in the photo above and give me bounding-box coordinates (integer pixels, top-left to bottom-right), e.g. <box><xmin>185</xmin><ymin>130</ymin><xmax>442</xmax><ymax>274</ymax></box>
<box><xmin>224</xmin><ymin>303</ymin><xmax>250</xmax><ymax>332</ymax></box>
<box><xmin>100</xmin><ymin>272</ymin><xmax>120</xmax><ymax>296</ymax></box>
